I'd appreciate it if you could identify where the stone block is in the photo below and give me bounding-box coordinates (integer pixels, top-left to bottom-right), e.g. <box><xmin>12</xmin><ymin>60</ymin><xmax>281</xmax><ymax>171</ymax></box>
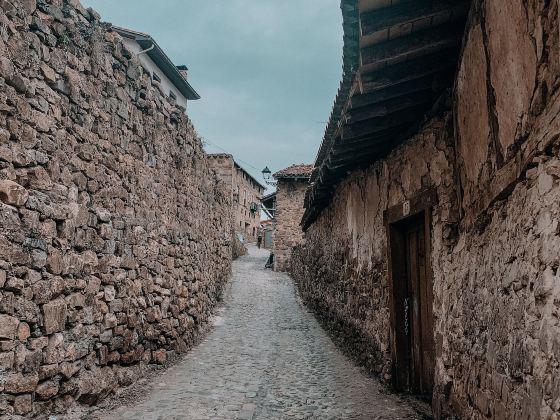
<box><xmin>29</xmin><ymin>336</ymin><xmax>48</xmax><ymax>351</ymax></box>
<box><xmin>152</xmin><ymin>348</ymin><xmax>166</xmax><ymax>365</ymax></box>
<box><xmin>99</xmin><ymin>329</ymin><xmax>112</xmax><ymax>343</ymax></box>
<box><xmin>17</xmin><ymin>322</ymin><xmax>30</xmax><ymax>341</ymax></box>
<box><xmin>43</xmin><ymin>299</ymin><xmax>67</xmax><ymax>334</ymax></box>
<box><xmin>0</xmin><ymin>180</ymin><xmax>28</xmax><ymax>207</ymax></box>
<box><xmin>0</xmin><ymin>57</ymin><xmax>14</xmax><ymax>80</ymax></box>
<box><xmin>4</xmin><ymin>277</ymin><xmax>24</xmax><ymax>293</ymax></box>
<box><xmin>0</xmin><ymin>315</ymin><xmax>19</xmax><ymax>339</ymax></box>
<box><xmin>44</xmin><ymin>333</ymin><xmax>64</xmax><ymax>364</ymax></box>
<box><xmin>35</xmin><ymin>379</ymin><xmax>60</xmax><ymax>400</ymax></box>
<box><xmin>60</xmin><ymin>361</ymin><xmax>80</xmax><ymax>379</ymax></box>
<box><xmin>95</xmin><ymin>207</ymin><xmax>111</xmax><ymax>222</ymax></box>
<box><xmin>40</xmin><ymin>63</ymin><xmax>57</xmax><ymax>84</ymax></box>
<box><xmin>66</xmin><ymin>292</ymin><xmax>85</xmax><ymax>308</ymax></box>
<box><xmin>4</xmin><ymin>373</ymin><xmax>39</xmax><ymax>393</ymax></box>
<box><xmin>0</xmin><ymin>351</ymin><xmax>14</xmax><ymax>370</ymax></box>
<box><xmin>38</xmin><ymin>364</ymin><xmax>59</xmax><ymax>381</ymax></box>
<box><xmin>13</xmin><ymin>394</ymin><xmax>32</xmax><ymax>415</ymax></box>
<box><xmin>104</xmin><ymin>285</ymin><xmax>116</xmax><ymax>302</ymax></box>
<box><xmin>21</xmin><ymin>0</ymin><xmax>36</xmax><ymax>14</ymax></box>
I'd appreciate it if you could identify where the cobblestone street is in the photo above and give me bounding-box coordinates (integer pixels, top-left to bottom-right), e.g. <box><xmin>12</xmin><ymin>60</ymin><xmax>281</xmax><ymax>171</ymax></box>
<box><xmin>103</xmin><ymin>246</ymin><xmax>422</xmax><ymax>420</ymax></box>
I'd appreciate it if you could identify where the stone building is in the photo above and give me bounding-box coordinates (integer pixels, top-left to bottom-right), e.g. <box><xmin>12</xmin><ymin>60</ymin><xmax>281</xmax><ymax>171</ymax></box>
<box><xmin>272</xmin><ymin>164</ymin><xmax>312</xmax><ymax>272</ymax></box>
<box><xmin>113</xmin><ymin>27</ymin><xmax>200</xmax><ymax>110</ymax></box>
<box><xmin>292</xmin><ymin>1</ymin><xmax>560</xmax><ymax>419</ymax></box>
<box><xmin>208</xmin><ymin>154</ymin><xmax>265</xmax><ymax>242</ymax></box>
<box><xmin>0</xmin><ymin>0</ymin><xmax>232</xmax><ymax>416</ymax></box>
<box><xmin>259</xmin><ymin>219</ymin><xmax>274</xmax><ymax>250</ymax></box>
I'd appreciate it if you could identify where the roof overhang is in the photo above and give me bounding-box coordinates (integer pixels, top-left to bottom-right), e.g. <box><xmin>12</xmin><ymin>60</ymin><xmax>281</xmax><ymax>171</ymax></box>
<box><xmin>302</xmin><ymin>0</ymin><xmax>472</xmax><ymax>229</ymax></box>
<box><xmin>113</xmin><ymin>26</ymin><xmax>201</xmax><ymax>101</ymax></box>
<box><xmin>275</xmin><ymin>175</ymin><xmax>312</xmax><ymax>181</ymax></box>
<box><xmin>233</xmin><ymin>161</ymin><xmax>267</xmax><ymax>191</ymax></box>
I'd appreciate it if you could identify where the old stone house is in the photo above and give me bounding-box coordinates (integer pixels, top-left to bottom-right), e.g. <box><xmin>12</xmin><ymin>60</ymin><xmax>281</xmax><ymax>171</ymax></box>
<box><xmin>260</xmin><ymin>191</ymin><xmax>276</xmax><ymax>219</ymax></box>
<box><xmin>259</xmin><ymin>192</ymin><xmax>276</xmax><ymax>249</ymax></box>
<box><xmin>292</xmin><ymin>1</ymin><xmax>560</xmax><ymax>419</ymax></box>
<box><xmin>113</xmin><ymin>27</ymin><xmax>200</xmax><ymax>110</ymax></box>
<box><xmin>272</xmin><ymin>164</ymin><xmax>312</xmax><ymax>272</ymax></box>
<box><xmin>259</xmin><ymin>219</ymin><xmax>274</xmax><ymax>250</ymax></box>
<box><xmin>0</xmin><ymin>0</ymin><xmax>232</xmax><ymax>416</ymax></box>
<box><xmin>208</xmin><ymin>154</ymin><xmax>265</xmax><ymax>242</ymax></box>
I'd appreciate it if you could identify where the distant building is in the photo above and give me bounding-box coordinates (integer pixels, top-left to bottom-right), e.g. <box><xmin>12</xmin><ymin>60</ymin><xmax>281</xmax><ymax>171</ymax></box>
<box><xmin>260</xmin><ymin>191</ymin><xmax>276</xmax><ymax>219</ymax></box>
<box><xmin>114</xmin><ymin>26</ymin><xmax>200</xmax><ymax>109</ymax></box>
<box><xmin>272</xmin><ymin>164</ymin><xmax>313</xmax><ymax>271</ymax></box>
<box><xmin>259</xmin><ymin>219</ymin><xmax>274</xmax><ymax>250</ymax></box>
<box><xmin>208</xmin><ymin>154</ymin><xmax>266</xmax><ymax>242</ymax></box>
<box><xmin>259</xmin><ymin>192</ymin><xmax>277</xmax><ymax>250</ymax></box>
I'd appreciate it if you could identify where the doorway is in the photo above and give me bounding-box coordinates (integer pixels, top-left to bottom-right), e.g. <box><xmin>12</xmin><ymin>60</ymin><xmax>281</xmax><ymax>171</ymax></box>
<box><xmin>388</xmin><ymin>209</ymin><xmax>434</xmax><ymax>399</ymax></box>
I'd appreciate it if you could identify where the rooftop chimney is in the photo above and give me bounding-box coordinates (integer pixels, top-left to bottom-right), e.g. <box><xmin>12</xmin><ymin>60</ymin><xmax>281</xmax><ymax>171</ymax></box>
<box><xmin>177</xmin><ymin>65</ymin><xmax>188</xmax><ymax>80</ymax></box>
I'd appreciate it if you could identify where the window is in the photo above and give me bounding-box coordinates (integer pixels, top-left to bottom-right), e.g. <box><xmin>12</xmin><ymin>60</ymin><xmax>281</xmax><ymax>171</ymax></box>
<box><xmin>169</xmin><ymin>91</ymin><xmax>177</xmax><ymax>101</ymax></box>
<box><xmin>152</xmin><ymin>72</ymin><xmax>161</xmax><ymax>83</ymax></box>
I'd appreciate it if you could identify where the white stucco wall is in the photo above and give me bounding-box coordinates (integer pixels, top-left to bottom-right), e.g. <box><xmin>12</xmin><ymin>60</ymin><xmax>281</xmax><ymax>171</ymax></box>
<box><xmin>121</xmin><ymin>37</ymin><xmax>189</xmax><ymax>110</ymax></box>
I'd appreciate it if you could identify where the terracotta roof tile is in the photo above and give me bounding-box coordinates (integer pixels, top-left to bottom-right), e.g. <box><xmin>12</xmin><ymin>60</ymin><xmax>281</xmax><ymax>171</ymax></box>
<box><xmin>273</xmin><ymin>164</ymin><xmax>314</xmax><ymax>179</ymax></box>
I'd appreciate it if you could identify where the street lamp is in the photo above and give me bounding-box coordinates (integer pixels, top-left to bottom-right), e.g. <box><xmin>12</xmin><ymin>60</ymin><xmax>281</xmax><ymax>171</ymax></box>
<box><xmin>261</xmin><ymin>166</ymin><xmax>277</xmax><ymax>186</ymax></box>
<box><xmin>262</xmin><ymin>166</ymin><xmax>271</xmax><ymax>180</ymax></box>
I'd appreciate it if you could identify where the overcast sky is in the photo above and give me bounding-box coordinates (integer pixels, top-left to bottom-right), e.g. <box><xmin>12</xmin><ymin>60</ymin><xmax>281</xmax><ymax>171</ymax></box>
<box><xmin>82</xmin><ymin>0</ymin><xmax>343</xmax><ymax>184</ymax></box>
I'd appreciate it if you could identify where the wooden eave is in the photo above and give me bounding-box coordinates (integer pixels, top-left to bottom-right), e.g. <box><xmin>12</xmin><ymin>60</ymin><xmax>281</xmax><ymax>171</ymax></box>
<box><xmin>303</xmin><ymin>0</ymin><xmax>471</xmax><ymax>230</ymax></box>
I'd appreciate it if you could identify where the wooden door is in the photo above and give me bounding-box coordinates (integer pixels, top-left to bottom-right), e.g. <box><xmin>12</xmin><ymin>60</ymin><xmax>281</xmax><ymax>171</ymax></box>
<box><xmin>389</xmin><ymin>211</ymin><xmax>434</xmax><ymax>398</ymax></box>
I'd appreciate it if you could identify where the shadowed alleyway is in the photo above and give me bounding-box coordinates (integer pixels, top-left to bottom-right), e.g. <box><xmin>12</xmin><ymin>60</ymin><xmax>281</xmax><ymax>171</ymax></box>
<box><xmin>97</xmin><ymin>246</ymin><xmax>422</xmax><ymax>419</ymax></box>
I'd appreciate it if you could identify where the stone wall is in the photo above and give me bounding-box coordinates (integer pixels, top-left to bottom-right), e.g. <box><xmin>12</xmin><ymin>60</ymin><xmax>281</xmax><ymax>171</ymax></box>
<box><xmin>232</xmin><ymin>232</ymin><xmax>247</xmax><ymax>260</ymax></box>
<box><xmin>208</xmin><ymin>154</ymin><xmax>264</xmax><ymax>242</ymax></box>
<box><xmin>292</xmin><ymin>114</ymin><xmax>457</xmax><ymax>377</ymax></box>
<box><xmin>273</xmin><ymin>178</ymin><xmax>310</xmax><ymax>272</ymax></box>
<box><xmin>0</xmin><ymin>0</ymin><xmax>232</xmax><ymax>416</ymax></box>
<box><xmin>292</xmin><ymin>1</ymin><xmax>560</xmax><ymax>418</ymax></box>
<box><xmin>436</xmin><ymin>1</ymin><xmax>560</xmax><ymax>418</ymax></box>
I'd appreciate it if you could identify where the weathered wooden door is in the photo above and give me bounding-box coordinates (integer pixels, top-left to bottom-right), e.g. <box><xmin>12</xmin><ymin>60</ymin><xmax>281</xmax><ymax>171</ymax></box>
<box><xmin>388</xmin><ymin>211</ymin><xmax>434</xmax><ymax>398</ymax></box>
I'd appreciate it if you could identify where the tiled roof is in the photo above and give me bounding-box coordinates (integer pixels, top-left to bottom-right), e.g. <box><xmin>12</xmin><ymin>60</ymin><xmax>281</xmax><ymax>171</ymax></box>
<box><xmin>112</xmin><ymin>26</ymin><xmax>200</xmax><ymax>100</ymax></box>
<box><xmin>302</xmin><ymin>0</ymin><xmax>470</xmax><ymax>229</ymax></box>
<box><xmin>273</xmin><ymin>164</ymin><xmax>314</xmax><ymax>179</ymax></box>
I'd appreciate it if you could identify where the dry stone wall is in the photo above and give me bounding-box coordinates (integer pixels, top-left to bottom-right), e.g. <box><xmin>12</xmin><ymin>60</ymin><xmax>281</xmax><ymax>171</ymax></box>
<box><xmin>293</xmin><ymin>1</ymin><xmax>560</xmax><ymax>419</ymax></box>
<box><xmin>292</xmin><ymin>114</ymin><xmax>457</xmax><ymax>378</ymax></box>
<box><xmin>273</xmin><ymin>179</ymin><xmax>308</xmax><ymax>272</ymax></box>
<box><xmin>437</xmin><ymin>1</ymin><xmax>560</xmax><ymax>418</ymax></box>
<box><xmin>0</xmin><ymin>0</ymin><xmax>232</xmax><ymax>416</ymax></box>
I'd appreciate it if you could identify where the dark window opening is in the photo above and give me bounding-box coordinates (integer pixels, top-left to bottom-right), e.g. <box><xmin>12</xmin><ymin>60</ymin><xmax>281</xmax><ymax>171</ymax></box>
<box><xmin>152</xmin><ymin>72</ymin><xmax>161</xmax><ymax>83</ymax></box>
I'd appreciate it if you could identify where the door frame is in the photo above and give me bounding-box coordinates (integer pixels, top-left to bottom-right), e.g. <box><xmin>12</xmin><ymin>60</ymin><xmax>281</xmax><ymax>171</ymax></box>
<box><xmin>384</xmin><ymin>188</ymin><xmax>437</xmax><ymax>395</ymax></box>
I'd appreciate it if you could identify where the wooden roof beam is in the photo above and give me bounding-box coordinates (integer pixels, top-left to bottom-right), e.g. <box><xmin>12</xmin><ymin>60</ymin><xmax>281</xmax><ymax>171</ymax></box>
<box><xmin>360</xmin><ymin>23</ymin><xmax>464</xmax><ymax>68</ymax></box>
<box><xmin>350</xmin><ymin>72</ymin><xmax>451</xmax><ymax>109</ymax></box>
<box><xmin>327</xmin><ymin>153</ymin><xmax>392</xmax><ymax>172</ymax></box>
<box><xmin>335</xmin><ymin>128</ymin><xmax>403</xmax><ymax>149</ymax></box>
<box><xmin>329</xmin><ymin>142</ymin><xmax>396</xmax><ymax>166</ymax></box>
<box><xmin>347</xmin><ymin>90</ymin><xmax>439</xmax><ymax>124</ymax></box>
<box><xmin>359</xmin><ymin>50</ymin><xmax>459</xmax><ymax>93</ymax></box>
<box><xmin>341</xmin><ymin>104</ymin><xmax>428</xmax><ymax>139</ymax></box>
<box><xmin>360</xmin><ymin>1</ymin><xmax>470</xmax><ymax>45</ymax></box>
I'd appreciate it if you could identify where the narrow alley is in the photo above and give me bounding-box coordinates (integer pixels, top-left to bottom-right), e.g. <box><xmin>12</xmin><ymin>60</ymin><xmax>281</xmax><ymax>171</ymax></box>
<box><xmin>98</xmin><ymin>246</ymin><xmax>422</xmax><ymax>420</ymax></box>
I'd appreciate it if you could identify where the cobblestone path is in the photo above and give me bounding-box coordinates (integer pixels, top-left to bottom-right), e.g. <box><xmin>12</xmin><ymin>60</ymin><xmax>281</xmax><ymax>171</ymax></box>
<box><xmin>107</xmin><ymin>246</ymin><xmax>422</xmax><ymax>419</ymax></box>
